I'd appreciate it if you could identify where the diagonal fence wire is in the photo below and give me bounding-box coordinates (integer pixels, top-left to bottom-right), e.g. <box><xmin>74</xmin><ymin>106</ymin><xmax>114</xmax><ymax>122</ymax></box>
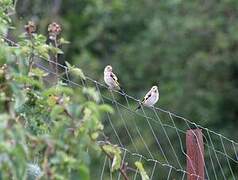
<box><xmin>33</xmin><ymin>62</ymin><xmax>238</xmax><ymax>179</ymax></box>
<box><xmin>32</xmin><ymin>61</ymin><xmax>208</xmax><ymax>179</ymax></box>
<box><xmin>2</xmin><ymin>34</ymin><xmax>238</xmax><ymax>179</ymax></box>
<box><xmin>34</xmin><ymin>58</ymin><xmax>237</xmax><ymax>179</ymax></box>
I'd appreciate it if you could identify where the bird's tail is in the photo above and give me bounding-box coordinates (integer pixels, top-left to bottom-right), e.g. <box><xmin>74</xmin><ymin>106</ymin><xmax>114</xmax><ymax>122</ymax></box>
<box><xmin>135</xmin><ymin>105</ymin><xmax>141</xmax><ymax>111</ymax></box>
<box><xmin>118</xmin><ymin>87</ymin><xmax>125</xmax><ymax>95</ymax></box>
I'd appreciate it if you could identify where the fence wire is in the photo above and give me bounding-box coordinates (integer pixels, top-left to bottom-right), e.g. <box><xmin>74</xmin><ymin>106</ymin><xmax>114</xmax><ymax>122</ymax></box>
<box><xmin>2</xmin><ymin>35</ymin><xmax>238</xmax><ymax>180</ymax></box>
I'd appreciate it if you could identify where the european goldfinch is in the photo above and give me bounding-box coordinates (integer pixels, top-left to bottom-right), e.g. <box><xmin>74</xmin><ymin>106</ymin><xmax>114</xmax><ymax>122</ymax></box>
<box><xmin>104</xmin><ymin>65</ymin><xmax>124</xmax><ymax>93</ymax></box>
<box><xmin>136</xmin><ymin>86</ymin><xmax>159</xmax><ymax>110</ymax></box>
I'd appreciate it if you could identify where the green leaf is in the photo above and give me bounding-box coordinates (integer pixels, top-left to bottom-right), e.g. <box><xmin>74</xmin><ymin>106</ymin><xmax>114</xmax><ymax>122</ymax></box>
<box><xmin>59</xmin><ymin>38</ymin><xmax>70</xmax><ymax>45</ymax></box>
<box><xmin>111</xmin><ymin>154</ymin><xmax>121</xmax><ymax>172</ymax></box>
<box><xmin>35</xmin><ymin>44</ymin><xmax>50</xmax><ymax>59</ymax></box>
<box><xmin>65</xmin><ymin>61</ymin><xmax>86</xmax><ymax>80</ymax></box>
<box><xmin>99</xmin><ymin>104</ymin><xmax>114</xmax><ymax>114</ymax></box>
<box><xmin>14</xmin><ymin>75</ymin><xmax>43</xmax><ymax>89</ymax></box>
<box><xmin>50</xmin><ymin>105</ymin><xmax>64</xmax><ymax>119</ymax></box>
<box><xmin>82</xmin><ymin>87</ymin><xmax>100</xmax><ymax>103</ymax></box>
<box><xmin>19</xmin><ymin>46</ymin><xmax>31</xmax><ymax>56</ymax></box>
<box><xmin>43</xmin><ymin>85</ymin><xmax>74</xmax><ymax>97</ymax></box>
<box><xmin>78</xmin><ymin>164</ymin><xmax>90</xmax><ymax>180</ymax></box>
<box><xmin>55</xmin><ymin>47</ymin><xmax>64</xmax><ymax>54</ymax></box>
<box><xmin>91</xmin><ymin>132</ymin><xmax>99</xmax><ymax>140</ymax></box>
<box><xmin>29</xmin><ymin>68</ymin><xmax>48</xmax><ymax>78</ymax></box>
<box><xmin>102</xmin><ymin>144</ymin><xmax>121</xmax><ymax>172</ymax></box>
<box><xmin>71</xmin><ymin>68</ymin><xmax>85</xmax><ymax>80</ymax></box>
<box><xmin>49</xmin><ymin>46</ymin><xmax>64</xmax><ymax>55</ymax></box>
<box><xmin>65</xmin><ymin>61</ymin><xmax>72</xmax><ymax>68</ymax></box>
<box><xmin>134</xmin><ymin>161</ymin><xmax>149</xmax><ymax>180</ymax></box>
<box><xmin>35</xmin><ymin>34</ymin><xmax>47</xmax><ymax>43</ymax></box>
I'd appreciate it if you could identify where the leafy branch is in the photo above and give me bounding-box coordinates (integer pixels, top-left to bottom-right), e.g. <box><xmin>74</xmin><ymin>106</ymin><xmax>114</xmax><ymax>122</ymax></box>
<box><xmin>0</xmin><ymin>1</ymin><xmax>150</xmax><ymax>179</ymax></box>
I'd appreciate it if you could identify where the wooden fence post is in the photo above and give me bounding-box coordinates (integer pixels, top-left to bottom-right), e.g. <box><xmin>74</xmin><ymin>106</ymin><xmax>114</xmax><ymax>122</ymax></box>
<box><xmin>186</xmin><ymin>129</ymin><xmax>205</xmax><ymax>180</ymax></box>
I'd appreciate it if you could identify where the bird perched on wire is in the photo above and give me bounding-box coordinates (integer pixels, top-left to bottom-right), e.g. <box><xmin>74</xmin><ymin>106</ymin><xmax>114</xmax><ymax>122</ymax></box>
<box><xmin>104</xmin><ymin>65</ymin><xmax>124</xmax><ymax>94</ymax></box>
<box><xmin>136</xmin><ymin>86</ymin><xmax>159</xmax><ymax>111</ymax></box>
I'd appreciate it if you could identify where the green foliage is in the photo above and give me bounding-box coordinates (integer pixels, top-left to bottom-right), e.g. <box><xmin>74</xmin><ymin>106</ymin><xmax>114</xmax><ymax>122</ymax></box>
<box><xmin>65</xmin><ymin>61</ymin><xmax>86</xmax><ymax>80</ymax></box>
<box><xmin>54</xmin><ymin>1</ymin><xmax>238</xmax><ymax>178</ymax></box>
<box><xmin>0</xmin><ymin>0</ymin><xmax>12</xmax><ymax>34</ymax></box>
<box><xmin>102</xmin><ymin>144</ymin><xmax>121</xmax><ymax>172</ymax></box>
<box><xmin>18</xmin><ymin>32</ymin><xmax>64</xmax><ymax>60</ymax></box>
<box><xmin>2</xmin><ymin>0</ymin><xmax>238</xmax><ymax>179</ymax></box>
<box><xmin>135</xmin><ymin>161</ymin><xmax>150</xmax><ymax>180</ymax></box>
<box><xmin>0</xmin><ymin>1</ymin><xmax>124</xmax><ymax>179</ymax></box>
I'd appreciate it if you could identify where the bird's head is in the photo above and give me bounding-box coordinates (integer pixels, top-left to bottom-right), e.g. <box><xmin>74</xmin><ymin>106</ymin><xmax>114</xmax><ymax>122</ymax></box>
<box><xmin>151</xmin><ymin>86</ymin><xmax>158</xmax><ymax>93</ymax></box>
<box><xmin>104</xmin><ymin>65</ymin><xmax>113</xmax><ymax>73</ymax></box>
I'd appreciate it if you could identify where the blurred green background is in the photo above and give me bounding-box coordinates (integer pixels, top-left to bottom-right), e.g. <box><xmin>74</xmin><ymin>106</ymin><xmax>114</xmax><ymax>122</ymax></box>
<box><xmin>14</xmin><ymin>0</ymin><xmax>238</xmax><ymax>139</ymax></box>
<box><xmin>13</xmin><ymin>0</ymin><xmax>238</xmax><ymax>179</ymax></box>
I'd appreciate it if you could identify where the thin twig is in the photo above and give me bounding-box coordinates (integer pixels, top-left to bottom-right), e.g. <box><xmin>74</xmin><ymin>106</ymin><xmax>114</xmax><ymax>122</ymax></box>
<box><xmin>28</xmin><ymin>34</ymin><xmax>35</xmax><ymax>73</ymax></box>
<box><xmin>54</xmin><ymin>38</ymin><xmax>59</xmax><ymax>77</ymax></box>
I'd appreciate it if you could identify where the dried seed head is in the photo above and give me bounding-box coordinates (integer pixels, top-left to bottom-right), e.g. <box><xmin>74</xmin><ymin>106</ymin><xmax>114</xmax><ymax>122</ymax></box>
<box><xmin>24</xmin><ymin>21</ymin><xmax>36</xmax><ymax>34</ymax></box>
<box><xmin>48</xmin><ymin>22</ymin><xmax>62</xmax><ymax>40</ymax></box>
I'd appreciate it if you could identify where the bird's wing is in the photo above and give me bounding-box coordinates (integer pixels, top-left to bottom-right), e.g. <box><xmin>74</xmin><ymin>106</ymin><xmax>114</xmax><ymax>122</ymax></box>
<box><xmin>141</xmin><ymin>90</ymin><xmax>152</xmax><ymax>104</ymax></box>
<box><xmin>110</xmin><ymin>72</ymin><xmax>120</xmax><ymax>86</ymax></box>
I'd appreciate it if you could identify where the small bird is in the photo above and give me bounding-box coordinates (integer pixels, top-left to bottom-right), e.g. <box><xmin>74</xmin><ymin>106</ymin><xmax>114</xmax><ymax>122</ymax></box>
<box><xmin>104</xmin><ymin>65</ymin><xmax>124</xmax><ymax>93</ymax></box>
<box><xmin>136</xmin><ymin>86</ymin><xmax>159</xmax><ymax>111</ymax></box>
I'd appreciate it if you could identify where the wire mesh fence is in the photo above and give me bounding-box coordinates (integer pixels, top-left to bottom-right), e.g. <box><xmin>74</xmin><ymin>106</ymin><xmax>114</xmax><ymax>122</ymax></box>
<box><xmin>2</xmin><ymin>35</ymin><xmax>238</xmax><ymax>180</ymax></box>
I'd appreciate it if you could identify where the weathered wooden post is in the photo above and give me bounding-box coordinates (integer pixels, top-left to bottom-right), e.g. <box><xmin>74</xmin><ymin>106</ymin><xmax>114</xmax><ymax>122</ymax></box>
<box><xmin>186</xmin><ymin>129</ymin><xmax>205</xmax><ymax>180</ymax></box>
